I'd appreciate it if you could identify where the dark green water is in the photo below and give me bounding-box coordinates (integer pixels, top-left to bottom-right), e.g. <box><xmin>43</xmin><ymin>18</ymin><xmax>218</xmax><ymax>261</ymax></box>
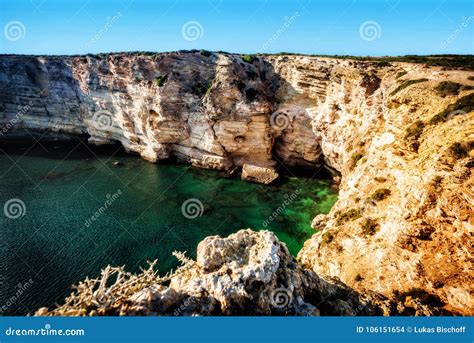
<box><xmin>0</xmin><ymin>140</ymin><xmax>337</xmax><ymax>315</ymax></box>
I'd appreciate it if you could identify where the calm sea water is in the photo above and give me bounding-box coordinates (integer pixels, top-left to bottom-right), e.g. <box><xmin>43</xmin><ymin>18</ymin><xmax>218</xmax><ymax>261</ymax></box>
<box><xmin>0</xmin><ymin>140</ymin><xmax>337</xmax><ymax>315</ymax></box>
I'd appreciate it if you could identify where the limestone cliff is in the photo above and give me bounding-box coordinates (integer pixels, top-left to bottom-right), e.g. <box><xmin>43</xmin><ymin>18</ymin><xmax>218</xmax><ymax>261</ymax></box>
<box><xmin>1</xmin><ymin>52</ymin><xmax>472</xmax><ymax>315</ymax></box>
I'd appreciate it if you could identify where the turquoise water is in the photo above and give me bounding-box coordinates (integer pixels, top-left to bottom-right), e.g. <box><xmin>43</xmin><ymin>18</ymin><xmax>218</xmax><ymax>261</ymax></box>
<box><xmin>0</xmin><ymin>140</ymin><xmax>337</xmax><ymax>315</ymax></box>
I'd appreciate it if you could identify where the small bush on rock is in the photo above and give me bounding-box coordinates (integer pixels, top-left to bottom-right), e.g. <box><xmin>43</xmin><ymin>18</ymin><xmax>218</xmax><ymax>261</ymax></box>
<box><xmin>369</xmin><ymin>188</ymin><xmax>391</xmax><ymax>202</ymax></box>
<box><xmin>242</xmin><ymin>54</ymin><xmax>257</xmax><ymax>63</ymax></box>
<box><xmin>404</xmin><ymin>120</ymin><xmax>425</xmax><ymax>140</ymax></box>
<box><xmin>350</xmin><ymin>152</ymin><xmax>364</xmax><ymax>169</ymax></box>
<box><xmin>322</xmin><ymin>232</ymin><xmax>334</xmax><ymax>244</ymax></box>
<box><xmin>336</xmin><ymin>209</ymin><xmax>361</xmax><ymax>226</ymax></box>
<box><xmin>360</xmin><ymin>218</ymin><xmax>380</xmax><ymax>236</ymax></box>
<box><xmin>155</xmin><ymin>75</ymin><xmax>168</xmax><ymax>87</ymax></box>
<box><xmin>199</xmin><ymin>49</ymin><xmax>213</xmax><ymax>57</ymax></box>
<box><xmin>396</xmin><ymin>71</ymin><xmax>407</xmax><ymax>79</ymax></box>
<box><xmin>434</xmin><ymin>81</ymin><xmax>473</xmax><ymax>97</ymax></box>
<box><xmin>429</xmin><ymin>93</ymin><xmax>474</xmax><ymax>124</ymax></box>
<box><xmin>390</xmin><ymin>78</ymin><xmax>429</xmax><ymax>96</ymax></box>
<box><xmin>449</xmin><ymin>142</ymin><xmax>472</xmax><ymax>159</ymax></box>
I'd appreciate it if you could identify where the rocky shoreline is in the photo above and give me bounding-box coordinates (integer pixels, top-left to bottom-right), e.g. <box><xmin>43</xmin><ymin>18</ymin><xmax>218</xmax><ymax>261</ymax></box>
<box><xmin>1</xmin><ymin>52</ymin><xmax>472</xmax><ymax>315</ymax></box>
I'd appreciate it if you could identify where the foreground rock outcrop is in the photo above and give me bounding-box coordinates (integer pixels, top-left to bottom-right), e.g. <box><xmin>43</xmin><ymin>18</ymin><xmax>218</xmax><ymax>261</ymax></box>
<box><xmin>37</xmin><ymin>229</ymin><xmax>442</xmax><ymax>316</ymax></box>
<box><xmin>1</xmin><ymin>52</ymin><xmax>473</xmax><ymax>315</ymax></box>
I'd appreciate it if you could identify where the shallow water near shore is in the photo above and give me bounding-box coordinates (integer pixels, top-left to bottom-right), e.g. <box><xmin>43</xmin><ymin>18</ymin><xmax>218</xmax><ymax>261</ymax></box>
<box><xmin>0</xmin><ymin>140</ymin><xmax>337</xmax><ymax>315</ymax></box>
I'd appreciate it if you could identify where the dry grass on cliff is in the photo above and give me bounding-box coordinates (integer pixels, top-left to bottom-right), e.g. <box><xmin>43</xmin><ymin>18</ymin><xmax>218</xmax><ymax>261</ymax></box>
<box><xmin>36</xmin><ymin>252</ymin><xmax>195</xmax><ymax>316</ymax></box>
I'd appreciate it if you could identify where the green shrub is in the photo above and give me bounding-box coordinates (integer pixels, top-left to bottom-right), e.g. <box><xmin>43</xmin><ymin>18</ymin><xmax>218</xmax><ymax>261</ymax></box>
<box><xmin>404</xmin><ymin>120</ymin><xmax>425</xmax><ymax>140</ymax></box>
<box><xmin>429</xmin><ymin>93</ymin><xmax>474</xmax><ymax>124</ymax></box>
<box><xmin>155</xmin><ymin>75</ymin><xmax>168</xmax><ymax>87</ymax></box>
<box><xmin>322</xmin><ymin>232</ymin><xmax>334</xmax><ymax>244</ymax></box>
<box><xmin>434</xmin><ymin>81</ymin><xmax>474</xmax><ymax>97</ymax></box>
<box><xmin>242</xmin><ymin>54</ymin><xmax>256</xmax><ymax>63</ymax></box>
<box><xmin>369</xmin><ymin>188</ymin><xmax>391</xmax><ymax>201</ymax></box>
<box><xmin>449</xmin><ymin>142</ymin><xmax>471</xmax><ymax>159</ymax></box>
<box><xmin>336</xmin><ymin>209</ymin><xmax>361</xmax><ymax>226</ymax></box>
<box><xmin>396</xmin><ymin>71</ymin><xmax>407</xmax><ymax>79</ymax></box>
<box><xmin>350</xmin><ymin>152</ymin><xmax>364</xmax><ymax>169</ymax></box>
<box><xmin>199</xmin><ymin>49</ymin><xmax>212</xmax><ymax>57</ymax></box>
<box><xmin>360</xmin><ymin>218</ymin><xmax>380</xmax><ymax>236</ymax></box>
<box><xmin>390</xmin><ymin>78</ymin><xmax>429</xmax><ymax>96</ymax></box>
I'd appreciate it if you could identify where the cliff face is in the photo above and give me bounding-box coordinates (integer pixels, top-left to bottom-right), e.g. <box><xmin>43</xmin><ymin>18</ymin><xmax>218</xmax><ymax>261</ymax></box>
<box><xmin>0</xmin><ymin>53</ymin><xmax>320</xmax><ymax>172</ymax></box>
<box><xmin>1</xmin><ymin>52</ymin><xmax>473</xmax><ymax>315</ymax></box>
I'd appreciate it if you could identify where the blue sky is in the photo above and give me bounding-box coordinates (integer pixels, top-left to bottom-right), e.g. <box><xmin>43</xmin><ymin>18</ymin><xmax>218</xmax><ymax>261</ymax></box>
<box><xmin>1</xmin><ymin>0</ymin><xmax>473</xmax><ymax>55</ymax></box>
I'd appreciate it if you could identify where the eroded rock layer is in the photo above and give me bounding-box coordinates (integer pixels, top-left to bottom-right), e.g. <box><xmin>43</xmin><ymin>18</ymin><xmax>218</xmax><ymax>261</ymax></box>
<box><xmin>1</xmin><ymin>52</ymin><xmax>473</xmax><ymax>315</ymax></box>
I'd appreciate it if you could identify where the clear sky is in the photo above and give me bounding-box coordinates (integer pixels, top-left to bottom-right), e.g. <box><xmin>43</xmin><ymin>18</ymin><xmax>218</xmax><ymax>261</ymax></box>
<box><xmin>0</xmin><ymin>0</ymin><xmax>473</xmax><ymax>56</ymax></box>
